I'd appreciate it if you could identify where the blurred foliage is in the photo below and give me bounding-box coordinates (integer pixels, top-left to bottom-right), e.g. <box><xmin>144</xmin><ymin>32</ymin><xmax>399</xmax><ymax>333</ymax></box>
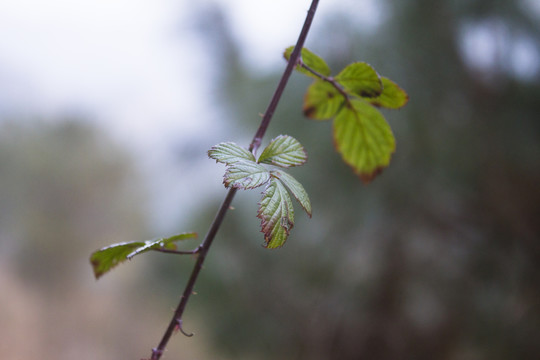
<box><xmin>0</xmin><ymin>120</ymin><xmax>148</xmax><ymax>285</ymax></box>
<box><xmin>0</xmin><ymin>120</ymin><xmax>160</xmax><ymax>359</ymax></box>
<box><xmin>180</xmin><ymin>1</ymin><xmax>540</xmax><ymax>359</ymax></box>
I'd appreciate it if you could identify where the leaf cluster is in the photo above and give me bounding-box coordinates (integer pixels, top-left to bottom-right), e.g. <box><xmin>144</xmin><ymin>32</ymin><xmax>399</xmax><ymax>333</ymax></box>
<box><xmin>285</xmin><ymin>47</ymin><xmax>409</xmax><ymax>182</ymax></box>
<box><xmin>208</xmin><ymin>135</ymin><xmax>311</xmax><ymax>248</ymax></box>
<box><xmin>89</xmin><ymin>47</ymin><xmax>409</xmax><ymax>277</ymax></box>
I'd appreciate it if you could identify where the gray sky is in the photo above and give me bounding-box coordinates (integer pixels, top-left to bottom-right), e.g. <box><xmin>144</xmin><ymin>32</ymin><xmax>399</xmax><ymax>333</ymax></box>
<box><xmin>0</xmin><ymin>0</ymin><xmax>381</xmax><ymax>147</ymax></box>
<box><xmin>0</xmin><ymin>0</ymin><xmax>383</xmax><ymax>230</ymax></box>
<box><xmin>2</xmin><ymin>0</ymin><xmax>536</xmax><ymax>230</ymax></box>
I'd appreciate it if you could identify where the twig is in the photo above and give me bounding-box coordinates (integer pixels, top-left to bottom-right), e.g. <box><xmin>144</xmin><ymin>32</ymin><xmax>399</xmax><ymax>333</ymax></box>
<box><xmin>151</xmin><ymin>246</ymin><xmax>202</xmax><ymax>255</ymax></box>
<box><xmin>249</xmin><ymin>0</ymin><xmax>320</xmax><ymax>154</ymax></box>
<box><xmin>150</xmin><ymin>188</ymin><xmax>237</xmax><ymax>360</ymax></box>
<box><xmin>300</xmin><ymin>62</ymin><xmax>351</xmax><ymax>101</ymax></box>
<box><xmin>148</xmin><ymin>1</ymin><xmax>320</xmax><ymax>358</ymax></box>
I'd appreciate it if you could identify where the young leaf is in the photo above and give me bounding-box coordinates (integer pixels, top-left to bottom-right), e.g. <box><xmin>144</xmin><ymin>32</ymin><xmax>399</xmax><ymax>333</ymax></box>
<box><xmin>303</xmin><ymin>80</ymin><xmax>345</xmax><ymax>120</ymax></box>
<box><xmin>208</xmin><ymin>142</ymin><xmax>256</xmax><ymax>164</ymax></box>
<box><xmin>333</xmin><ymin>99</ymin><xmax>395</xmax><ymax>183</ymax></box>
<box><xmin>257</xmin><ymin>178</ymin><xmax>295</xmax><ymax>249</ymax></box>
<box><xmin>90</xmin><ymin>232</ymin><xmax>198</xmax><ymax>279</ymax></box>
<box><xmin>335</xmin><ymin>62</ymin><xmax>382</xmax><ymax>98</ymax></box>
<box><xmin>367</xmin><ymin>77</ymin><xmax>409</xmax><ymax>109</ymax></box>
<box><xmin>284</xmin><ymin>46</ymin><xmax>331</xmax><ymax>79</ymax></box>
<box><xmin>271</xmin><ymin>170</ymin><xmax>312</xmax><ymax>217</ymax></box>
<box><xmin>224</xmin><ymin>160</ymin><xmax>271</xmax><ymax>189</ymax></box>
<box><xmin>258</xmin><ymin>135</ymin><xmax>308</xmax><ymax>168</ymax></box>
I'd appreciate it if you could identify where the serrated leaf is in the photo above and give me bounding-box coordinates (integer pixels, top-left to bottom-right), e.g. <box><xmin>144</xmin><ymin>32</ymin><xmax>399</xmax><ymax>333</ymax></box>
<box><xmin>90</xmin><ymin>232</ymin><xmax>197</xmax><ymax>279</ymax></box>
<box><xmin>284</xmin><ymin>46</ymin><xmax>331</xmax><ymax>79</ymax></box>
<box><xmin>333</xmin><ymin>99</ymin><xmax>395</xmax><ymax>183</ymax></box>
<box><xmin>258</xmin><ymin>135</ymin><xmax>307</xmax><ymax>168</ymax></box>
<box><xmin>367</xmin><ymin>77</ymin><xmax>409</xmax><ymax>109</ymax></box>
<box><xmin>257</xmin><ymin>178</ymin><xmax>295</xmax><ymax>249</ymax></box>
<box><xmin>335</xmin><ymin>62</ymin><xmax>382</xmax><ymax>98</ymax></box>
<box><xmin>303</xmin><ymin>80</ymin><xmax>345</xmax><ymax>120</ymax></box>
<box><xmin>224</xmin><ymin>160</ymin><xmax>271</xmax><ymax>189</ymax></box>
<box><xmin>271</xmin><ymin>170</ymin><xmax>311</xmax><ymax>217</ymax></box>
<box><xmin>208</xmin><ymin>142</ymin><xmax>255</xmax><ymax>164</ymax></box>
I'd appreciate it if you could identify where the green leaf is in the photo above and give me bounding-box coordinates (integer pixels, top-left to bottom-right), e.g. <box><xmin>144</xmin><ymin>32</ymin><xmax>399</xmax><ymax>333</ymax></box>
<box><xmin>271</xmin><ymin>170</ymin><xmax>311</xmax><ymax>217</ymax></box>
<box><xmin>90</xmin><ymin>232</ymin><xmax>198</xmax><ymax>279</ymax></box>
<box><xmin>367</xmin><ymin>77</ymin><xmax>409</xmax><ymax>109</ymax></box>
<box><xmin>335</xmin><ymin>62</ymin><xmax>382</xmax><ymax>98</ymax></box>
<box><xmin>208</xmin><ymin>142</ymin><xmax>255</xmax><ymax>164</ymax></box>
<box><xmin>333</xmin><ymin>99</ymin><xmax>395</xmax><ymax>183</ymax></box>
<box><xmin>258</xmin><ymin>135</ymin><xmax>307</xmax><ymax>168</ymax></box>
<box><xmin>303</xmin><ymin>80</ymin><xmax>345</xmax><ymax>120</ymax></box>
<box><xmin>224</xmin><ymin>160</ymin><xmax>271</xmax><ymax>189</ymax></box>
<box><xmin>257</xmin><ymin>178</ymin><xmax>295</xmax><ymax>248</ymax></box>
<box><xmin>284</xmin><ymin>46</ymin><xmax>331</xmax><ymax>79</ymax></box>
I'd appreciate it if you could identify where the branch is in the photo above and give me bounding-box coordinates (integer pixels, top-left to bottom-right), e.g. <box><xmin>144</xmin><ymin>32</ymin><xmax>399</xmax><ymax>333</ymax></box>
<box><xmin>151</xmin><ymin>246</ymin><xmax>201</xmax><ymax>255</ymax></box>
<box><xmin>300</xmin><ymin>61</ymin><xmax>352</xmax><ymax>103</ymax></box>
<box><xmin>150</xmin><ymin>188</ymin><xmax>237</xmax><ymax>360</ymax></box>
<box><xmin>249</xmin><ymin>0</ymin><xmax>320</xmax><ymax>154</ymax></box>
<box><xmin>149</xmin><ymin>1</ymin><xmax>320</xmax><ymax>358</ymax></box>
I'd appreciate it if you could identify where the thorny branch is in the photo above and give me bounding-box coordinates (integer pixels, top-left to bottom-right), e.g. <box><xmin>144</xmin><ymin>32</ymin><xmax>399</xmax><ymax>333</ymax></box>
<box><xmin>148</xmin><ymin>1</ymin><xmax>320</xmax><ymax>359</ymax></box>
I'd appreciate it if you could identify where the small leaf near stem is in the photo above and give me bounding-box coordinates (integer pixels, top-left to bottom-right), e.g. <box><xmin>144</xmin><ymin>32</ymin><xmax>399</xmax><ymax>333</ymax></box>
<box><xmin>367</xmin><ymin>77</ymin><xmax>409</xmax><ymax>109</ymax></box>
<box><xmin>333</xmin><ymin>99</ymin><xmax>395</xmax><ymax>183</ymax></box>
<box><xmin>334</xmin><ymin>62</ymin><xmax>383</xmax><ymax>98</ymax></box>
<box><xmin>258</xmin><ymin>178</ymin><xmax>295</xmax><ymax>249</ymax></box>
<box><xmin>90</xmin><ymin>232</ymin><xmax>198</xmax><ymax>279</ymax></box>
<box><xmin>283</xmin><ymin>46</ymin><xmax>331</xmax><ymax>79</ymax></box>
<box><xmin>223</xmin><ymin>160</ymin><xmax>271</xmax><ymax>189</ymax></box>
<box><xmin>258</xmin><ymin>135</ymin><xmax>308</xmax><ymax>168</ymax></box>
<box><xmin>271</xmin><ymin>170</ymin><xmax>312</xmax><ymax>217</ymax></box>
<box><xmin>208</xmin><ymin>142</ymin><xmax>256</xmax><ymax>164</ymax></box>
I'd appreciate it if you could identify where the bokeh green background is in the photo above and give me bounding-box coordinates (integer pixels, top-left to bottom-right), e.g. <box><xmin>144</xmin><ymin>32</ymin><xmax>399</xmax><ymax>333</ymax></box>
<box><xmin>1</xmin><ymin>1</ymin><xmax>539</xmax><ymax>359</ymax></box>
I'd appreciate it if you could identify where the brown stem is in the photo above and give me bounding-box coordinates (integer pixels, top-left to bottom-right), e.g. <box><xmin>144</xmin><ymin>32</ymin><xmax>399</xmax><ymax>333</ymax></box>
<box><xmin>151</xmin><ymin>188</ymin><xmax>237</xmax><ymax>360</ymax></box>
<box><xmin>151</xmin><ymin>246</ymin><xmax>201</xmax><ymax>255</ymax></box>
<box><xmin>249</xmin><ymin>0</ymin><xmax>320</xmax><ymax>154</ymax></box>
<box><xmin>149</xmin><ymin>1</ymin><xmax>320</xmax><ymax>358</ymax></box>
<box><xmin>300</xmin><ymin>62</ymin><xmax>352</xmax><ymax>104</ymax></box>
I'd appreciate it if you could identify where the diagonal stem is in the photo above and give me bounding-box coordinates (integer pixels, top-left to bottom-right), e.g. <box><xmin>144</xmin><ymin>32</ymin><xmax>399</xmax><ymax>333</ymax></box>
<box><xmin>150</xmin><ymin>188</ymin><xmax>237</xmax><ymax>360</ymax></box>
<box><xmin>149</xmin><ymin>1</ymin><xmax>319</xmax><ymax>359</ymax></box>
<box><xmin>249</xmin><ymin>0</ymin><xmax>320</xmax><ymax>155</ymax></box>
<box><xmin>151</xmin><ymin>246</ymin><xmax>201</xmax><ymax>255</ymax></box>
<box><xmin>300</xmin><ymin>62</ymin><xmax>351</xmax><ymax>102</ymax></box>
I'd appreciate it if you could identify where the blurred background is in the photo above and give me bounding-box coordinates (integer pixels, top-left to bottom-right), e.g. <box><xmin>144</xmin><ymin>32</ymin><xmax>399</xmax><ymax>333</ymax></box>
<box><xmin>1</xmin><ymin>0</ymin><xmax>539</xmax><ymax>359</ymax></box>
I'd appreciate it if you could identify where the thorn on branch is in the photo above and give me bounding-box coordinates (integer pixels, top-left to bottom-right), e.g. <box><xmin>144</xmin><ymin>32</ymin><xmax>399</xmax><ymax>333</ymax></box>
<box><xmin>175</xmin><ymin>319</ymin><xmax>194</xmax><ymax>337</ymax></box>
<box><xmin>148</xmin><ymin>0</ymin><xmax>319</xmax><ymax>356</ymax></box>
<box><xmin>151</xmin><ymin>347</ymin><xmax>163</xmax><ymax>358</ymax></box>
